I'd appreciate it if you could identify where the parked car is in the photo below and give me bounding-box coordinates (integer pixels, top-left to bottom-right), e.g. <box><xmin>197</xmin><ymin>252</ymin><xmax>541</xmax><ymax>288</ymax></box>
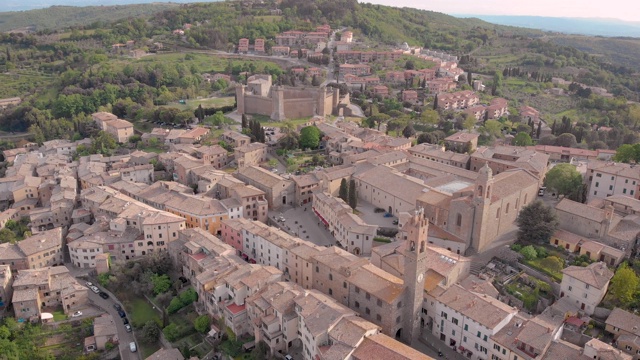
<box><xmin>392</xmin><ymin>219</ymin><xmax>399</xmax><ymax>225</ymax></box>
<box><xmin>113</xmin><ymin>304</ymin><xmax>122</xmax><ymax>311</ymax></box>
<box><xmin>98</xmin><ymin>292</ymin><xmax>109</xmax><ymax>299</ymax></box>
<box><xmin>285</xmin><ymin>355</ymin><xmax>294</xmax><ymax>360</ymax></box>
<box><xmin>124</xmin><ymin>324</ymin><xmax>132</xmax><ymax>333</ymax></box>
<box><xmin>71</xmin><ymin>311</ymin><xmax>83</xmax><ymax>317</ymax></box>
<box><xmin>129</xmin><ymin>342</ymin><xmax>137</xmax><ymax>352</ymax></box>
<box><xmin>383</xmin><ymin>213</ymin><xmax>392</xmax><ymax>218</ymax></box>
<box><xmin>117</xmin><ymin>310</ymin><xmax>126</xmax><ymax>318</ymax></box>
<box><xmin>90</xmin><ymin>286</ymin><xmax>100</xmax><ymax>294</ymax></box>
<box><xmin>85</xmin><ymin>281</ymin><xmax>93</xmax><ymax>287</ymax></box>
<box><xmin>122</xmin><ymin>317</ymin><xmax>129</xmax><ymax>325</ymax></box>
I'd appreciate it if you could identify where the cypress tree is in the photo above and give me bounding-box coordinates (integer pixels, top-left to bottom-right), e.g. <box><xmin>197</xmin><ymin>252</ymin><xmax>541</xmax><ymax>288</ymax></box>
<box><xmin>433</xmin><ymin>94</ymin><xmax>438</xmax><ymax>110</ymax></box>
<box><xmin>339</xmin><ymin>179</ymin><xmax>349</xmax><ymax>203</ymax></box>
<box><xmin>348</xmin><ymin>179</ymin><xmax>357</xmax><ymax>210</ymax></box>
<box><xmin>241</xmin><ymin>114</ymin><xmax>248</xmax><ymax>128</ymax></box>
<box><xmin>467</xmin><ymin>71</ymin><xmax>472</xmax><ymax>86</ymax></box>
<box><xmin>536</xmin><ymin>121</ymin><xmax>542</xmax><ymax>138</ymax></box>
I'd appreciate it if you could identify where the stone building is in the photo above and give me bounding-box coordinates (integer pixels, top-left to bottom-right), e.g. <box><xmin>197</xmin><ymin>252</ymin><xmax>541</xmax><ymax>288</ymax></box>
<box><xmin>236</xmin><ymin>75</ymin><xmax>346</xmax><ymax>121</ymax></box>
<box><xmin>559</xmin><ymin>262</ymin><xmax>613</xmax><ymax>315</ymax></box>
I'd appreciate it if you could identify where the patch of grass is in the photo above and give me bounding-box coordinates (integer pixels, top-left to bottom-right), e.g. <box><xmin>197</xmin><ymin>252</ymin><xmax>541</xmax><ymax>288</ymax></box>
<box><xmin>134</xmin><ymin>53</ymin><xmax>278</xmax><ymax>76</ymax></box>
<box><xmin>255</xmin><ymin>15</ymin><xmax>283</xmax><ymax>22</ymax></box>
<box><xmin>139</xmin><ymin>145</ymin><xmax>165</xmax><ymax>153</ymax></box>
<box><xmin>169</xmin><ymin>96</ymin><xmax>236</xmax><ymax>111</ymax></box>
<box><xmin>0</xmin><ymin>72</ymin><xmax>55</xmax><ymax>98</ymax></box>
<box><xmin>523</xmin><ymin>258</ymin><xmax>563</xmax><ymax>282</ymax></box>
<box><xmin>268</xmin><ymin>117</ymin><xmax>312</xmax><ymax>128</ymax></box>
<box><xmin>140</xmin><ymin>341</ymin><xmax>161</xmax><ymax>359</ymax></box>
<box><xmin>374</xmin><ymin>237</ymin><xmax>392</xmax><ymax>243</ymax></box>
<box><xmin>126</xmin><ymin>297</ymin><xmax>162</xmax><ymax>327</ymax></box>
<box><xmin>52</xmin><ymin>309</ymin><xmax>67</xmax><ymax>321</ymax></box>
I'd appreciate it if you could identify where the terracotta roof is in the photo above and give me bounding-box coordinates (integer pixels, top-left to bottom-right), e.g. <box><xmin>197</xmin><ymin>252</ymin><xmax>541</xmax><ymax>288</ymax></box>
<box><xmin>351</xmin><ymin>334</ymin><xmax>433</xmax><ymax>360</ymax></box>
<box><xmin>435</xmin><ymin>284</ymin><xmax>517</xmax><ymax>329</ymax></box>
<box><xmin>445</xmin><ymin>131</ymin><xmax>479</xmax><ymax>143</ymax></box>
<box><xmin>145</xmin><ymin>348</ymin><xmax>185</xmax><ymax>360</ymax></box>
<box><xmin>606</xmin><ymin>308</ymin><xmax>640</xmax><ymax>336</ymax></box>
<box><xmin>561</xmin><ymin>262</ymin><xmax>613</xmax><ymax>289</ymax></box>
<box><xmin>556</xmin><ymin>198</ymin><xmax>607</xmax><ymax>222</ymax></box>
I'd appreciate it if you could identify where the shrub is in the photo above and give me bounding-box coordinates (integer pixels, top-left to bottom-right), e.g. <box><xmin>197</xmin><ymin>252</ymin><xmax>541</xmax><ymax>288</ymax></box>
<box><xmin>194</xmin><ymin>315</ymin><xmax>211</xmax><ymax>333</ymax></box>
<box><xmin>535</xmin><ymin>246</ymin><xmax>549</xmax><ymax>258</ymax></box>
<box><xmin>167</xmin><ymin>298</ymin><xmax>184</xmax><ymax>314</ymax></box>
<box><xmin>511</xmin><ymin>244</ymin><xmax>522</xmax><ymax>252</ymax></box>
<box><xmin>519</xmin><ymin>245</ymin><xmax>538</xmax><ymax>260</ymax></box>
<box><xmin>163</xmin><ymin>323</ymin><xmax>180</xmax><ymax>342</ymax></box>
<box><xmin>373</xmin><ymin>237</ymin><xmax>392</xmax><ymax>243</ymax></box>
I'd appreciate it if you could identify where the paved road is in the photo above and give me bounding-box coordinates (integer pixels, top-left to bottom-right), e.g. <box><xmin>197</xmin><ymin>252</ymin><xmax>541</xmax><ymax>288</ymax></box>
<box><xmin>79</xmin><ymin>278</ymin><xmax>141</xmax><ymax>360</ymax></box>
<box><xmin>271</xmin><ymin>203</ymin><xmax>336</xmax><ymax>247</ymax></box>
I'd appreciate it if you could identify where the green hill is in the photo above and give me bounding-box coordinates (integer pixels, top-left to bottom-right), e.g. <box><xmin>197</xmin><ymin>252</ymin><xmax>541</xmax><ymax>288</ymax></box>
<box><xmin>0</xmin><ymin>3</ymin><xmax>178</xmax><ymax>32</ymax></box>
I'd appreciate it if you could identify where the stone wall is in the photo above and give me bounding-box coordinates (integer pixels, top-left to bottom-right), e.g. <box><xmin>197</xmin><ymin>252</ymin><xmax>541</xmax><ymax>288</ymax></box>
<box><xmin>283</xmin><ymin>98</ymin><xmax>317</xmax><ymax>119</ymax></box>
<box><xmin>244</xmin><ymin>94</ymin><xmax>273</xmax><ymax>116</ymax></box>
<box><xmin>593</xmin><ymin>307</ymin><xmax>612</xmax><ymax>321</ymax></box>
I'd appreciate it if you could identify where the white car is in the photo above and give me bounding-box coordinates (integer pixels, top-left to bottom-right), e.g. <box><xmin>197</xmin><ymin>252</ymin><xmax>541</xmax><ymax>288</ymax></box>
<box><xmin>85</xmin><ymin>281</ymin><xmax>93</xmax><ymax>287</ymax></box>
<box><xmin>90</xmin><ymin>286</ymin><xmax>100</xmax><ymax>294</ymax></box>
<box><xmin>71</xmin><ymin>311</ymin><xmax>83</xmax><ymax>317</ymax></box>
<box><xmin>129</xmin><ymin>342</ymin><xmax>137</xmax><ymax>353</ymax></box>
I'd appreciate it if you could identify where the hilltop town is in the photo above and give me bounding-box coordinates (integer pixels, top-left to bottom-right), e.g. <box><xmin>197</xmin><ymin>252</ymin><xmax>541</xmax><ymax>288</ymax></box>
<box><xmin>1</xmin><ymin>1</ymin><xmax>640</xmax><ymax>360</ymax></box>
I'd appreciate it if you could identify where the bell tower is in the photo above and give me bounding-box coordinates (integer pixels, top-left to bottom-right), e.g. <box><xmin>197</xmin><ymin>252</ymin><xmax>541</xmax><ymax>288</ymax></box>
<box><xmin>472</xmin><ymin>162</ymin><xmax>494</xmax><ymax>253</ymax></box>
<box><xmin>401</xmin><ymin>207</ymin><xmax>429</xmax><ymax>345</ymax></box>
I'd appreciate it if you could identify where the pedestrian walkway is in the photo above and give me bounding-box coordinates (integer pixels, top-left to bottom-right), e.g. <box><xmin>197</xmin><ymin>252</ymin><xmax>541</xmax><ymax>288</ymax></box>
<box><xmin>419</xmin><ymin>330</ymin><xmax>468</xmax><ymax>360</ymax></box>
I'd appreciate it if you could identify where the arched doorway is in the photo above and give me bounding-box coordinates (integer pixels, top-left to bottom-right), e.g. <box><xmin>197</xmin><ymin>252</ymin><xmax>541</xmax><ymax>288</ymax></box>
<box><xmin>353</xmin><ymin>247</ymin><xmax>361</xmax><ymax>255</ymax></box>
<box><xmin>395</xmin><ymin>328</ymin><xmax>402</xmax><ymax>339</ymax></box>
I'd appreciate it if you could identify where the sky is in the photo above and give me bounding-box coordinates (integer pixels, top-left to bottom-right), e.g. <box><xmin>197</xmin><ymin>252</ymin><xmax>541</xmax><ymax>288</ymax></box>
<box><xmin>363</xmin><ymin>0</ymin><xmax>640</xmax><ymax>22</ymax></box>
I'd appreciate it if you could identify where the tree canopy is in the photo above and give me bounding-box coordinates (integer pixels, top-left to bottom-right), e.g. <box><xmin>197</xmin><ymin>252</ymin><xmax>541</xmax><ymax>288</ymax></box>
<box><xmin>543</xmin><ymin>164</ymin><xmax>583</xmax><ymax>199</ymax></box>
<box><xmin>299</xmin><ymin>126</ymin><xmax>321</xmax><ymax>149</ymax></box>
<box><xmin>609</xmin><ymin>263</ymin><xmax>639</xmax><ymax>307</ymax></box>
<box><xmin>516</xmin><ymin>200</ymin><xmax>559</xmax><ymax>243</ymax></box>
<box><xmin>513</xmin><ymin>132</ymin><xmax>533</xmax><ymax>146</ymax></box>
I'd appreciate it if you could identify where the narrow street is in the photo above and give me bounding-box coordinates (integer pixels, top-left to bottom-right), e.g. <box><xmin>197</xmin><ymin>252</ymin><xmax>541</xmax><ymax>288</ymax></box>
<box><xmin>75</xmin><ymin>272</ymin><xmax>141</xmax><ymax>360</ymax></box>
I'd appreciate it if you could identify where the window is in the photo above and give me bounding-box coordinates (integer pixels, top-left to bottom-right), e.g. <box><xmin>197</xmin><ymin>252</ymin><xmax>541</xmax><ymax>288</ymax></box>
<box><xmin>329</xmin><ymin>288</ymin><xmax>333</xmax><ymax>295</ymax></box>
<box><xmin>464</xmin><ymin>324</ymin><xmax>468</xmax><ymax>331</ymax></box>
<box><xmin>568</xmin><ymin>286</ymin><xmax>572</xmax><ymax>291</ymax></box>
<box><xmin>596</xmin><ymin>182</ymin><xmax>600</xmax><ymax>187</ymax></box>
<box><xmin>343</xmin><ymin>282</ymin><xmax>347</xmax><ymax>288</ymax></box>
<box><xmin>365</xmin><ymin>308</ymin><xmax>370</xmax><ymax>315</ymax></box>
<box><xmin>452</xmin><ymin>318</ymin><xmax>458</xmax><ymax>325</ymax></box>
<box><xmin>456</xmin><ymin>213</ymin><xmax>462</xmax><ymax>226</ymax></box>
<box><xmin>315</xmin><ymin>266</ymin><xmax>319</xmax><ymax>273</ymax></box>
<box><xmin>441</xmin><ymin>311</ymin><xmax>448</xmax><ymax>320</ymax></box>
<box><xmin>463</xmin><ymin>336</ymin><xmax>467</xmax><ymax>343</ymax></box>
<box><xmin>329</xmin><ymin>274</ymin><xmax>333</xmax><ymax>281</ymax></box>
<box><xmin>376</xmin><ymin>314</ymin><xmax>381</xmax><ymax>321</ymax></box>
<box><xmin>396</xmin><ymin>316</ymin><xmax>401</xmax><ymax>324</ymax></box>
<box><xmin>477</xmin><ymin>331</ymin><xmax>481</xmax><ymax>338</ymax></box>
<box><xmin>377</xmin><ymin>299</ymin><xmax>382</xmax><ymax>307</ymax></box>
<box><xmin>366</xmin><ymin>292</ymin><xmax>371</xmax><ymax>300</ymax></box>
<box><xmin>585</xmin><ymin>284</ymin><xmax>590</xmax><ymax>289</ymax></box>
<box><xmin>355</xmin><ymin>287</ymin><xmax>360</xmax><ymax>293</ymax></box>
<box><xmin>355</xmin><ymin>301</ymin><xmax>360</xmax><ymax>308</ymax></box>
<box><xmin>397</xmin><ymin>301</ymin><xmax>402</xmax><ymax>309</ymax></box>
<box><xmin>584</xmin><ymin>293</ymin><xmax>588</xmax><ymax>298</ymax></box>
<box><xmin>494</xmin><ymin>344</ymin><xmax>501</xmax><ymax>351</ymax></box>
<box><xmin>625</xmin><ymin>345</ymin><xmax>632</xmax><ymax>351</ymax></box>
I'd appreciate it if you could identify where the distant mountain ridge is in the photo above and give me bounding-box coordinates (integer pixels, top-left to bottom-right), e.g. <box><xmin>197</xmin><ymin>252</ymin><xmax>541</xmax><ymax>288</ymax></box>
<box><xmin>0</xmin><ymin>0</ymin><xmax>221</xmax><ymax>12</ymax></box>
<box><xmin>457</xmin><ymin>15</ymin><xmax>640</xmax><ymax>38</ymax></box>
